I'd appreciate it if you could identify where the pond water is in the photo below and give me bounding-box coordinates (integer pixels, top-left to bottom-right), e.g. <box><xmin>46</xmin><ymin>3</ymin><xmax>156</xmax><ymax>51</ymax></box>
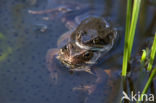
<box><xmin>0</xmin><ymin>0</ymin><xmax>155</xmax><ymax>103</ymax></box>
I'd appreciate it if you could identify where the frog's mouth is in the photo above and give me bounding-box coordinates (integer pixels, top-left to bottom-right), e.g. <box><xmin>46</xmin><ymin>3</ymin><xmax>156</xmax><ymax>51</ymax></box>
<box><xmin>75</xmin><ymin>40</ymin><xmax>112</xmax><ymax>52</ymax></box>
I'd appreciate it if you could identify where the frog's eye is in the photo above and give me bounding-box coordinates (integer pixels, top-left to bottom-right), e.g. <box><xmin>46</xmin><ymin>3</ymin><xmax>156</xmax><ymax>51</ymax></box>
<box><xmin>78</xmin><ymin>31</ymin><xmax>87</xmax><ymax>36</ymax></box>
<box><xmin>83</xmin><ymin>51</ymin><xmax>92</xmax><ymax>59</ymax></box>
<box><xmin>84</xmin><ymin>52</ymin><xmax>89</xmax><ymax>57</ymax></box>
<box><xmin>63</xmin><ymin>45</ymin><xmax>68</xmax><ymax>50</ymax></box>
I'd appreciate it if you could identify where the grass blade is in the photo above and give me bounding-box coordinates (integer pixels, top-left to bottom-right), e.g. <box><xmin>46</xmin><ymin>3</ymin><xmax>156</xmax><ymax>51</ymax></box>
<box><xmin>122</xmin><ymin>0</ymin><xmax>142</xmax><ymax>76</ymax></box>
<box><xmin>137</xmin><ymin>67</ymin><xmax>156</xmax><ymax>102</ymax></box>
<box><xmin>122</xmin><ymin>0</ymin><xmax>132</xmax><ymax>76</ymax></box>
<box><xmin>147</xmin><ymin>33</ymin><xmax>156</xmax><ymax>71</ymax></box>
<box><xmin>128</xmin><ymin>0</ymin><xmax>141</xmax><ymax>59</ymax></box>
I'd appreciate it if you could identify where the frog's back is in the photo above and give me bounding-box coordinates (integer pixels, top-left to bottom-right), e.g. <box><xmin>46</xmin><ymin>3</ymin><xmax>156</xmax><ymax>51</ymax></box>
<box><xmin>70</xmin><ymin>17</ymin><xmax>118</xmax><ymax>50</ymax></box>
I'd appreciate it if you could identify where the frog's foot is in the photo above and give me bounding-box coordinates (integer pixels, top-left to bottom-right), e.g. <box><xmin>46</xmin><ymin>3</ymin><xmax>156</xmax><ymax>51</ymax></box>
<box><xmin>72</xmin><ymin>85</ymin><xmax>96</xmax><ymax>95</ymax></box>
<box><xmin>46</xmin><ymin>48</ymin><xmax>59</xmax><ymax>84</ymax></box>
<box><xmin>46</xmin><ymin>48</ymin><xmax>58</xmax><ymax>64</ymax></box>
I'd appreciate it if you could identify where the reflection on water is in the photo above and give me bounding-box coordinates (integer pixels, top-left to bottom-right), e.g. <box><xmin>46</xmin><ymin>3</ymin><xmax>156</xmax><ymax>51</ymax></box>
<box><xmin>0</xmin><ymin>0</ymin><xmax>155</xmax><ymax>103</ymax></box>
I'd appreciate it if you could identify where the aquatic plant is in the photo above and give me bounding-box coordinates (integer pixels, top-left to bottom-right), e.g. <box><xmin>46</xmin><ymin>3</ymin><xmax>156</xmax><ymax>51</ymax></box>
<box><xmin>138</xmin><ymin>33</ymin><xmax>156</xmax><ymax>102</ymax></box>
<box><xmin>137</xmin><ymin>67</ymin><xmax>156</xmax><ymax>102</ymax></box>
<box><xmin>0</xmin><ymin>33</ymin><xmax>13</xmax><ymax>62</ymax></box>
<box><xmin>122</xmin><ymin>0</ymin><xmax>141</xmax><ymax>76</ymax></box>
<box><xmin>122</xmin><ymin>0</ymin><xmax>156</xmax><ymax>102</ymax></box>
<box><xmin>147</xmin><ymin>33</ymin><xmax>156</xmax><ymax>71</ymax></box>
<box><xmin>140</xmin><ymin>49</ymin><xmax>147</xmax><ymax>64</ymax></box>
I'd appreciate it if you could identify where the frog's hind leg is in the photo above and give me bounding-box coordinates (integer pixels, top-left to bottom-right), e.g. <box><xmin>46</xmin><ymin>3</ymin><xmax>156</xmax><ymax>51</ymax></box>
<box><xmin>57</xmin><ymin>29</ymin><xmax>74</xmax><ymax>48</ymax></box>
<box><xmin>70</xmin><ymin>66</ymin><xmax>95</xmax><ymax>75</ymax></box>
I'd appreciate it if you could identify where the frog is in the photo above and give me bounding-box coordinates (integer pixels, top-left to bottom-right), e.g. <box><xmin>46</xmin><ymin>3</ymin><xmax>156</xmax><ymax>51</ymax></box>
<box><xmin>29</xmin><ymin>0</ymin><xmax>118</xmax><ymax>75</ymax></box>
<box><xmin>56</xmin><ymin>17</ymin><xmax>118</xmax><ymax>73</ymax></box>
<box><xmin>45</xmin><ymin>16</ymin><xmax>118</xmax><ymax>79</ymax></box>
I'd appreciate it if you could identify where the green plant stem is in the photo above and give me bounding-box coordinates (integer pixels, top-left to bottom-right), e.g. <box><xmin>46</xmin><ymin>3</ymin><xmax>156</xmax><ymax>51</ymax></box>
<box><xmin>137</xmin><ymin>67</ymin><xmax>156</xmax><ymax>103</ymax></box>
<box><xmin>147</xmin><ymin>33</ymin><xmax>156</xmax><ymax>71</ymax></box>
<box><xmin>122</xmin><ymin>0</ymin><xmax>141</xmax><ymax>76</ymax></box>
<box><xmin>128</xmin><ymin>0</ymin><xmax>141</xmax><ymax>60</ymax></box>
<box><xmin>125</xmin><ymin>0</ymin><xmax>132</xmax><ymax>40</ymax></box>
<box><xmin>122</xmin><ymin>0</ymin><xmax>132</xmax><ymax>76</ymax></box>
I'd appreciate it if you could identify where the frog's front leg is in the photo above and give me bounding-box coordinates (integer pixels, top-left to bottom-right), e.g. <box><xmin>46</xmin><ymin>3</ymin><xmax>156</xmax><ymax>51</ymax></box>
<box><xmin>57</xmin><ymin>29</ymin><xmax>75</xmax><ymax>48</ymax></box>
<box><xmin>46</xmin><ymin>48</ymin><xmax>60</xmax><ymax>84</ymax></box>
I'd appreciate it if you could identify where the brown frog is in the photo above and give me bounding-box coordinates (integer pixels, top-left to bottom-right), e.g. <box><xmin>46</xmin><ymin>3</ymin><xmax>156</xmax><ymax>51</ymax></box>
<box><xmin>47</xmin><ymin>17</ymin><xmax>117</xmax><ymax>74</ymax></box>
<box><xmin>58</xmin><ymin>17</ymin><xmax>117</xmax><ymax>70</ymax></box>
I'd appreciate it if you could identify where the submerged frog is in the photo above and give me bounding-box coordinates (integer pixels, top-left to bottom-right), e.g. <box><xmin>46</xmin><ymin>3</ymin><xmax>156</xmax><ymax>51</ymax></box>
<box><xmin>47</xmin><ymin>17</ymin><xmax>118</xmax><ymax>73</ymax></box>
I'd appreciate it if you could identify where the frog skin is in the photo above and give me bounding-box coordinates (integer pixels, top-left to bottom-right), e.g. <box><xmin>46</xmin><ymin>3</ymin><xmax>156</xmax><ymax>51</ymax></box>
<box><xmin>55</xmin><ymin>17</ymin><xmax>117</xmax><ymax>72</ymax></box>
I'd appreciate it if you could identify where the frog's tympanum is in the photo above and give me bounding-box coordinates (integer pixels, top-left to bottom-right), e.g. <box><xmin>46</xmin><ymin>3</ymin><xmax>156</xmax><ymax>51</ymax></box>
<box><xmin>56</xmin><ymin>17</ymin><xmax>117</xmax><ymax>73</ymax></box>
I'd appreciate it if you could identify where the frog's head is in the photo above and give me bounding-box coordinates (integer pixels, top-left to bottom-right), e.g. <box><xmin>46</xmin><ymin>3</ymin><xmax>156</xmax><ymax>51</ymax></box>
<box><xmin>56</xmin><ymin>43</ymin><xmax>100</xmax><ymax>68</ymax></box>
<box><xmin>74</xmin><ymin>17</ymin><xmax>117</xmax><ymax>52</ymax></box>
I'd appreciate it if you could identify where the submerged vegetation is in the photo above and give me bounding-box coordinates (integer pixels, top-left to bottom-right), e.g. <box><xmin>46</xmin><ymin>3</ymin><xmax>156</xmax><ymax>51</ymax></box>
<box><xmin>0</xmin><ymin>33</ymin><xmax>13</xmax><ymax>62</ymax></box>
<box><xmin>138</xmin><ymin>34</ymin><xmax>156</xmax><ymax>102</ymax></box>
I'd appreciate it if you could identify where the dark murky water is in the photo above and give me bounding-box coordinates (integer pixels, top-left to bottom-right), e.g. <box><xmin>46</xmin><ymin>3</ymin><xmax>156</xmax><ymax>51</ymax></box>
<box><xmin>0</xmin><ymin>0</ymin><xmax>155</xmax><ymax>103</ymax></box>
